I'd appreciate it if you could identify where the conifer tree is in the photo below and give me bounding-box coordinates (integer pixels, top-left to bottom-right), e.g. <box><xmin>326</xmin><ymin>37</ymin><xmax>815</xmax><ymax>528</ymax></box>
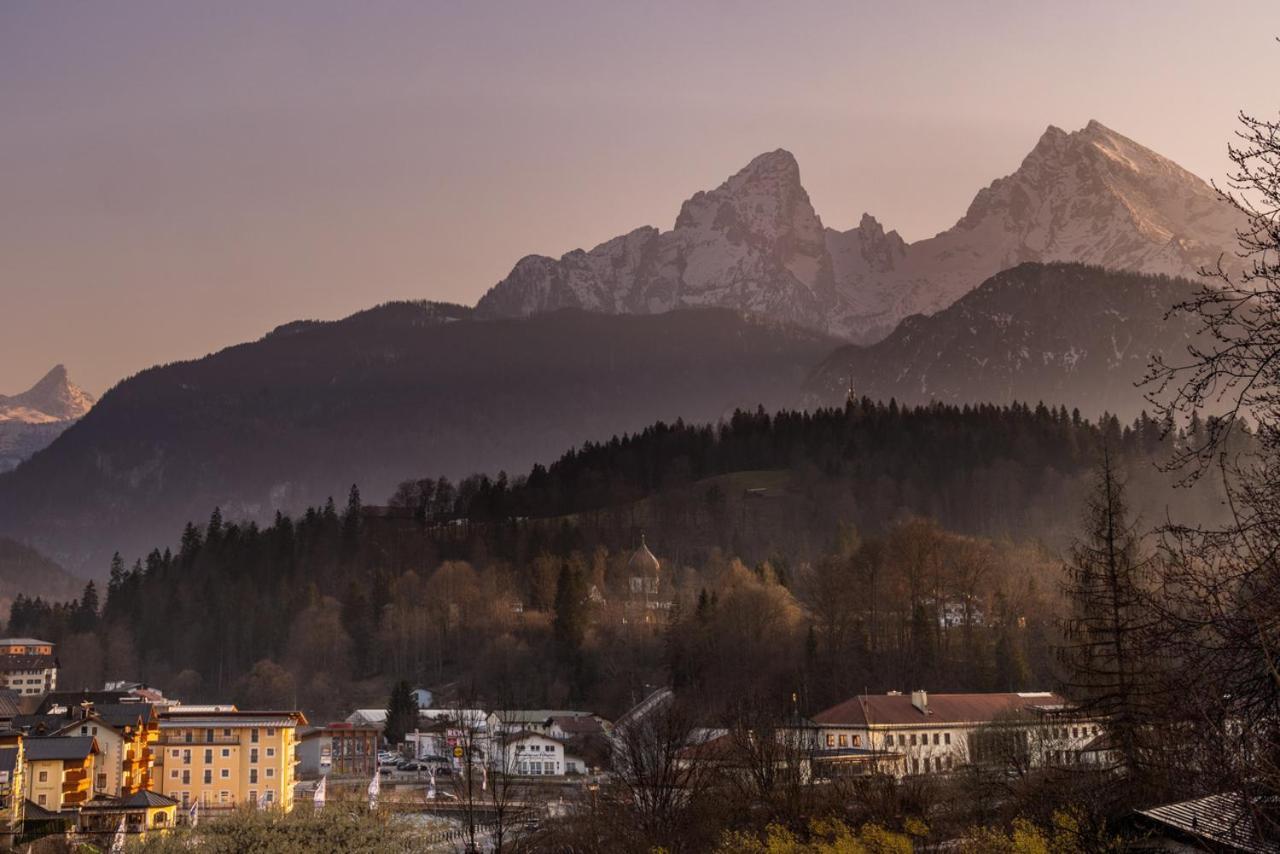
<box><xmin>1058</xmin><ymin>451</ymin><xmax>1155</xmax><ymax>782</ymax></box>
<box><xmin>384</xmin><ymin>680</ymin><xmax>418</xmax><ymax>747</ymax></box>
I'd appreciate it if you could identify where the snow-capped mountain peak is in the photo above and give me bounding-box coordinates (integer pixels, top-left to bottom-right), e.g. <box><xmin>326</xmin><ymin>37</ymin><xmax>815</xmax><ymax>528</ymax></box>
<box><xmin>0</xmin><ymin>365</ymin><xmax>95</xmax><ymax>424</ymax></box>
<box><xmin>476</xmin><ymin>122</ymin><xmax>1246</xmax><ymax>342</ymax></box>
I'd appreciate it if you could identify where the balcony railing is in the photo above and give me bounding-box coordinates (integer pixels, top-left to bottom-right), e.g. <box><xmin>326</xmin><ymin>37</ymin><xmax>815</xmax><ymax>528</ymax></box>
<box><xmin>158</xmin><ymin>734</ymin><xmax>241</xmax><ymax>746</ymax></box>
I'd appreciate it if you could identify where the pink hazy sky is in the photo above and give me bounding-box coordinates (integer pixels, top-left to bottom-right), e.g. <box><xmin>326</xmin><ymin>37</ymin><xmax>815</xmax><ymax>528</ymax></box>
<box><xmin>3</xmin><ymin>0</ymin><xmax>1277</xmax><ymax>394</ymax></box>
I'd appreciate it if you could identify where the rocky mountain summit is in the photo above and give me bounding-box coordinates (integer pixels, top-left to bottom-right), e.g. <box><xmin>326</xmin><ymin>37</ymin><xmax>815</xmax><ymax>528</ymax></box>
<box><xmin>0</xmin><ymin>364</ymin><xmax>95</xmax><ymax>423</ymax></box>
<box><xmin>478</xmin><ymin>122</ymin><xmax>1245</xmax><ymax>342</ymax></box>
<box><xmin>0</xmin><ymin>365</ymin><xmax>95</xmax><ymax>472</ymax></box>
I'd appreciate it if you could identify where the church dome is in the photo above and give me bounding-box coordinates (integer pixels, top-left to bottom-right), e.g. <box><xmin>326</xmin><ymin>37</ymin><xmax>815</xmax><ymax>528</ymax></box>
<box><xmin>628</xmin><ymin>535</ymin><xmax>661</xmax><ymax>577</ymax></box>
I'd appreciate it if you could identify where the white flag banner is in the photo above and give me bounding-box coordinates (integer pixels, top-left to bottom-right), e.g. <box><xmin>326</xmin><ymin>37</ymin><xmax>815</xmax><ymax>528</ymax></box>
<box><xmin>367</xmin><ymin>768</ymin><xmax>381</xmax><ymax>810</ymax></box>
<box><xmin>426</xmin><ymin>766</ymin><xmax>436</xmax><ymax>800</ymax></box>
<box><xmin>110</xmin><ymin>815</ymin><xmax>127</xmax><ymax>853</ymax></box>
<box><xmin>189</xmin><ymin>799</ymin><xmax>199</xmax><ymax>828</ymax></box>
<box><xmin>314</xmin><ymin>775</ymin><xmax>327</xmax><ymax>812</ymax></box>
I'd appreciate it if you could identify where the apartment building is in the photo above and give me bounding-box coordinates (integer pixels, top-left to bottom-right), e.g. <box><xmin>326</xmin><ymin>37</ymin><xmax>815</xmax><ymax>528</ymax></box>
<box><xmin>0</xmin><ymin>638</ymin><xmax>57</xmax><ymax>697</ymax></box>
<box><xmin>812</xmin><ymin>690</ymin><xmax>1101</xmax><ymax>777</ymax></box>
<box><xmin>154</xmin><ymin>709</ymin><xmax>306</xmax><ymax>813</ymax></box>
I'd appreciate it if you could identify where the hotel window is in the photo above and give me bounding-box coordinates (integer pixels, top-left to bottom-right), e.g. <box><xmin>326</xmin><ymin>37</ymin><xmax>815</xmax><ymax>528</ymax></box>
<box><xmin>171</xmin><ymin>770</ymin><xmax>178</xmax><ymax>779</ymax></box>
<box><xmin>251</xmin><ymin>729</ymin><xmax>260</xmax><ymax>744</ymax></box>
<box><xmin>944</xmin><ymin>733</ymin><xmax>951</xmax><ymax>745</ymax></box>
<box><xmin>825</xmin><ymin>734</ymin><xmax>835</xmax><ymax>747</ymax></box>
<box><xmin>183</xmin><ymin>750</ymin><xmax>191</xmax><ymax>765</ymax></box>
<box><xmin>171</xmin><ymin>750</ymin><xmax>179</xmax><ymax>758</ymax></box>
<box><xmin>250</xmin><ymin>749</ymin><xmax>259</xmax><ymax>764</ymax></box>
<box><xmin>910</xmin><ymin>734</ymin><xmax>917</xmax><ymax>746</ymax></box>
<box><xmin>221</xmin><ymin>769</ymin><xmax>229</xmax><ymax>779</ymax></box>
<box><xmin>838</xmin><ymin>735</ymin><xmax>848</xmax><ymax>747</ymax></box>
<box><xmin>266</xmin><ymin>748</ymin><xmax>275</xmax><ymax>758</ymax></box>
<box><xmin>250</xmin><ymin>770</ymin><xmax>258</xmax><ymax>785</ymax></box>
<box><xmin>37</xmin><ymin>794</ymin><xmax>46</xmax><ymax>806</ymax></box>
<box><xmin>933</xmin><ymin>733</ymin><xmax>940</xmax><ymax>745</ymax></box>
<box><xmin>204</xmin><ymin>749</ymin><xmax>213</xmax><ymax>763</ymax></box>
<box><xmin>182</xmin><ymin>771</ymin><xmax>190</xmax><ymax>785</ymax></box>
<box><xmin>249</xmin><ymin>790</ymin><xmax>257</xmax><ymax>805</ymax></box>
<box><xmin>266</xmin><ymin>728</ymin><xmax>276</xmax><ymax>737</ymax></box>
<box><xmin>184</xmin><ymin>731</ymin><xmax>193</xmax><ymax>743</ymax></box>
<box><xmin>1072</xmin><ymin>727</ymin><xmax>1079</xmax><ymax>738</ymax></box>
<box><xmin>852</xmin><ymin>735</ymin><xmax>861</xmax><ymax>747</ymax></box>
<box><xmin>266</xmin><ymin>768</ymin><xmax>274</xmax><ymax>778</ymax></box>
<box><xmin>221</xmin><ymin>749</ymin><xmax>230</xmax><ymax>758</ymax></box>
<box><xmin>203</xmin><ymin>770</ymin><xmax>212</xmax><ymax>784</ymax></box>
<box><xmin>223</xmin><ymin>729</ymin><xmax>232</xmax><ymax>737</ymax></box>
<box><xmin>206</xmin><ymin>729</ymin><xmax>214</xmax><ymax>743</ymax></box>
<box><xmin>38</xmin><ymin>771</ymin><xmax>47</xmax><ymax>783</ymax></box>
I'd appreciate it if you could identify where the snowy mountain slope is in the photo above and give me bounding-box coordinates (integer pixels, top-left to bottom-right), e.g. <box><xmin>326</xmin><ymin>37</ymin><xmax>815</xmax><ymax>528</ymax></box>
<box><xmin>0</xmin><ymin>365</ymin><xmax>96</xmax><ymax>472</ymax></box>
<box><xmin>478</xmin><ymin>122</ymin><xmax>1245</xmax><ymax>342</ymax></box>
<box><xmin>477</xmin><ymin>150</ymin><xmax>835</xmax><ymax>330</ymax></box>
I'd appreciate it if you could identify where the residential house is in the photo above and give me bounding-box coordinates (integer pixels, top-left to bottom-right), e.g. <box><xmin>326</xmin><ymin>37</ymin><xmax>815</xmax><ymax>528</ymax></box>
<box><xmin>77</xmin><ymin>790</ymin><xmax>178</xmax><ymax>842</ymax></box>
<box><xmin>24</xmin><ymin>700</ymin><xmax>159</xmax><ymax>796</ymax></box>
<box><xmin>502</xmin><ymin>732</ymin><xmax>585</xmax><ymax>777</ymax></box>
<box><xmin>548</xmin><ymin>714</ymin><xmax>610</xmax><ymax>741</ymax></box>
<box><xmin>24</xmin><ymin>735</ymin><xmax>99</xmax><ymax>814</ymax></box>
<box><xmin>0</xmin><ymin>638</ymin><xmax>57</xmax><ymax>697</ymax></box>
<box><xmin>154</xmin><ymin>709</ymin><xmax>306</xmax><ymax>813</ymax></box>
<box><xmin>811</xmin><ymin>690</ymin><xmax>1098</xmax><ymax>778</ymax></box>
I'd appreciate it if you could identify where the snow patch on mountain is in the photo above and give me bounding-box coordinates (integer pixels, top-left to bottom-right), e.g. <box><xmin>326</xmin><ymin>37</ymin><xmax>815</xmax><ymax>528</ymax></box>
<box><xmin>477</xmin><ymin>122</ymin><xmax>1246</xmax><ymax>343</ymax></box>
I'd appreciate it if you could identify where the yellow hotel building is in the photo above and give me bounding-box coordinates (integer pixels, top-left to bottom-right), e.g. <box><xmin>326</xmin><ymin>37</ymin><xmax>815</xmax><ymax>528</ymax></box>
<box><xmin>154</xmin><ymin>709</ymin><xmax>306</xmax><ymax>814</ymax></box>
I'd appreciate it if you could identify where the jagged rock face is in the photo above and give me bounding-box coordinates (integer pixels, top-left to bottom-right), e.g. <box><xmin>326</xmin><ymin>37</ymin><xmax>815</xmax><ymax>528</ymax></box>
<box><xmin>840</xmin><ymin>120</ymin><xmax>1246</xmax><ymax>340</ymax></box>
<box><xmin>478</xmin><ymin>122</ymin><xmax>1246</xmax><ymax>343</ymax></box>
<box><xmin>0</xmin><ymin>365</ymin><xmax>94</xmax><ymax>424</ymax></box>
<box><xmin>477</xmin><ymin>150</ymin><xmax>835</xmax><ymax>329</ymax></box>
<box><xmin>0</xmin><ymin>365</ymin><xmax>95</xmax><ymax>472</ymax></box>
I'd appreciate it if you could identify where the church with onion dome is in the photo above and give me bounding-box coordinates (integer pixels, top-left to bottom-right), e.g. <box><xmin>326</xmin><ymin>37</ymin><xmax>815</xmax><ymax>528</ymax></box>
<box><xmin>625</xmin><ymin>534</ymin><xmax>673</xmax><ymax>623</ymax></box>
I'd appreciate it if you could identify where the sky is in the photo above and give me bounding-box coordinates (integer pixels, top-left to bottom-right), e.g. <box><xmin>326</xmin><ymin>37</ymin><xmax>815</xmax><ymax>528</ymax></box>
<box><xmin>2</xmin><ymin>1</ymin><xmax>1277</xmax><ymax>395</ymax></box>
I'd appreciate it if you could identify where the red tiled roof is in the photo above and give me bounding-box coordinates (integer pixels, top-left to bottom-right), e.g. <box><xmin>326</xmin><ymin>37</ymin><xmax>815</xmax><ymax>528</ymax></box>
<box><xmin>813</xmin><ymin>692</ymin><xmax>1069</xmax><ymax>727</ymax></box>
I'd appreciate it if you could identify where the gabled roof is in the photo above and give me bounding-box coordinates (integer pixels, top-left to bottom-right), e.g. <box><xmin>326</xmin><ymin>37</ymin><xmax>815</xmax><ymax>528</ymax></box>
<box><xmin>36</xmin><ymin>691</ymin><xmax>135</xmax><ymax>713</ymax></box>
<box><xmin>25</xmin><ymin>736</ymin><xmax>98</xmax><ymax>761</ymax></box>
<box><xmin>493</xmin><ymin>710</ymin><xmax>588</xmax><ymax>724</ymax></box>
<box><xmin>0</xmin><ymin>689</ymin><xmax>20</xmax><ymax>719</ymax></box>
<box><xmin>93</xmin><ymin>703</ymin><xmax>157</xmax><ymax>729</ymax></box>
<box><xmin>12</xmin><ymin>714</ymin><xmax>75</xmax><ymax>737</ymax></box>
<box><xmin>550</xmin><ymin>715</ymin><xmax>608</xmax><ymax>735</ymax></box>
<box><xmin>813</xmin><ymin>692</ymin><xmax>1070</xmax><ymax>727</ymax></box>
<box><xmin>120</xmin><ymin>789</ymin><xmax>179</xmax><ymax>808</ymax></box>
<box><xmin>1138</xmin><ymin>792</ymin><xmax>1279</xmax><ymax>854</ymax></box>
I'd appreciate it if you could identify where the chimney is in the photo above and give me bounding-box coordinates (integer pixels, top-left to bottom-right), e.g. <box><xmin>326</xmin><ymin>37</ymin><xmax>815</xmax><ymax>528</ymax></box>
<box><xmin>911</xmin><ymin>690</ymin><xmax>929</xmax><ymax>714</ymax></box>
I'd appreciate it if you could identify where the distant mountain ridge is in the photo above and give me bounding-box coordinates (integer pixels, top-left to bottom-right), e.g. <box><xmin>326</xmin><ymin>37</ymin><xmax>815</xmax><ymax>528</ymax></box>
<box><xmin>0</xmin><ymin>365</ymin><xmax>95</xmax><ymax>472</ymax></box>
<box><xmin>0</xmin><ymin>304</ymin><xmax>838</xmax><ymax>574</ymax></box>
<box><xmin>478</xmin><ymin>121</ymin><xmax>1244</xmax><ymax>342</ymax></box>
<box><xmin>807</xmin><ymin>262</ymin><xmax>1204</xmax><ymax>419</ymax></box>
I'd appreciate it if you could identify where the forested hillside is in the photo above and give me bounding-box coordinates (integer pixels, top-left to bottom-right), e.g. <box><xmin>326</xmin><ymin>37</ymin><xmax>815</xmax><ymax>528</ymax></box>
<box><xmin>0</xmin><ymin>304</ymin><xmax>836</xmax><ymax>575</ymax></box>
<box><xmin>5</xmin><ymin>401</ymin><xmax>1235</xmax><ymax>721</ymax></box>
